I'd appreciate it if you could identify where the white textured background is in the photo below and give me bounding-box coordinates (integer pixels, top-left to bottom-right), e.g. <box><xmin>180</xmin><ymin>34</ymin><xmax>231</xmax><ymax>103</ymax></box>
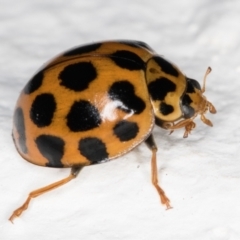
<box><xmin>1</xmin><ymin>1</ymin><xmax>239</xmax><ymax>239</ymax></box>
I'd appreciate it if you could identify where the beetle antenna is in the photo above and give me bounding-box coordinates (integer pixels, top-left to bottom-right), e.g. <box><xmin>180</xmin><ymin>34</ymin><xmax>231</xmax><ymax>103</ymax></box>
<box><xmin>202</xmin><ymin>66</ymin><xmax>212</xmax><ymax>93</ymax></box>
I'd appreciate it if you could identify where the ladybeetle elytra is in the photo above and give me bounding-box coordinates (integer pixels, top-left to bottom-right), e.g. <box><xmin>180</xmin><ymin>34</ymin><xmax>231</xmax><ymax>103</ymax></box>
<box><xmin>10</xmin><ymin>40</ymin><xmax>216</xmax><ymax>222</ymax></box>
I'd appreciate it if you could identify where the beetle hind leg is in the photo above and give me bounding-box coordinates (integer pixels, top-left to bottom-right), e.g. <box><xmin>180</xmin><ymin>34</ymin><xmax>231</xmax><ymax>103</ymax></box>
<box><xmin>9</xmin><ymin>166</ymin><xmax>83</xmax><ymax>223</ymax></box>
<box><xmin>145</xmin><ymin>135</ymin><xmax>172</xmax><ymax>209</ymax></box>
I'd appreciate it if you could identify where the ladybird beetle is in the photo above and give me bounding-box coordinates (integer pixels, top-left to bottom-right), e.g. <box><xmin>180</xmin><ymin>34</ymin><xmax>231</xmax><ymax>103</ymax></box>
<box><xmin>9</xmin><ymin>40</ymin><xmax>216</xmax><ymax>222</ymax></box>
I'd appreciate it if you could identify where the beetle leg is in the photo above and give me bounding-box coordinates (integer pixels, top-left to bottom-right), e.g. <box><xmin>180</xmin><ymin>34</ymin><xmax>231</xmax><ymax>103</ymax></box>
<box><xmin>145</xmin><ymin>135</ymin><xmax>172</xmax><ymax>209</ymax></box>
<box><xmin>9</xmin><ymin>166</ymin><xmax>83</xmax><ymax>223</ymax></box>
<box><xmin>183</xmin><ymin>121</ymin><xmax>196</xmax><ymax>138</ymax></box>
<box><xmin>200</xmin><ymin>114</ymin><xmax>213</xmax><ymax>127</ymax></box>
<box><xmin>164</xmin><ymin>118</ymin><xmax>196</xmax><ymax>138</ymax></box>
<box><xmin>208</xmin><ymin>101</ymin><xmax>217</xmax><ymax>114</ymax></box>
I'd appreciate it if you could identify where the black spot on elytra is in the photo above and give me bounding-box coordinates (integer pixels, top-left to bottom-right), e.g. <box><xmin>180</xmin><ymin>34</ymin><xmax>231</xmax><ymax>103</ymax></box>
<box><xmin>79</xmin><ymin>137</ymin><xmax>109</xmax><ymax>164</ymax></box>
<box><xmin>113</xmin><ymin>120</ymin><xmax>139</xmax><ymax>141</ymax></box>
<box><xmin>148</xmin><ymin>77</ymin><xmax>176</xmax><ymax>101</ymax></box>
<box><xmin>58</xmin><ymin>62</ymin><xmax>97</xmax><ymax>91</ymax></box>
<box><xmin>30</xmin><ymin>93</ymin><xmax>56</xmax><ymax>127</ymax></box>
<box><xmin>108</xmin><ymin>81</ymin><xmax>146</xmax><ymax>114</ymax></box>
<box><xmin>186</xmin><ymin>78</ymin><xmax>201</xmax><ymax>92</ymax></box>
<box><xmin>63</xmin><ymin>43</ymin><xmax>102</xmax><ymax>56</ymax></box>
<box><xmin>13</xmin><ymin>107</ymin><xmax>27</xmax><ymax>154</ymax></box>
<box><xmin>24</xmin><ymin>71</ymin><xmax>44</xmax><ymax>94</ymax></box>
<box><xmin>159</xmin><ymin>102</ymin><xmax>174</xmax><ymax>115</ymax></box>
<box><xmin>152</xmin><ymin>56</ymin><xmax>179</xmax><ymax>77</ymax></box>
<box><xmin>35</xmin><ymin>135</ymin><xmax>64</xmax><ymax>168</ymax></box>
<box><xmin>182</xmin><ymin>94</ymin><xmax>195</xmax><ymax>118</ymax></box>
<box><xmin>119</xmin><ymin>40</ymin><xmax>154</xmax><ymax>52</ymax></box>
<box><xmin>67</xmin><ymin>100</ymin><xmax>101</xmax><ymax>132</ymax></box>
<box><xmin>109</xmin><ymin>50</ymin><xmax>145</xmax><ymax>70</ymax></box>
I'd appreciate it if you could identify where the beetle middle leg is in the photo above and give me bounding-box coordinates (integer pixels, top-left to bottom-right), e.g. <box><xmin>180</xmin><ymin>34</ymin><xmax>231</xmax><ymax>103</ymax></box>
<box><xmin>145</xmin><ymin>134</ymin><xmax>171</xmax><ymax>209</ymax></box>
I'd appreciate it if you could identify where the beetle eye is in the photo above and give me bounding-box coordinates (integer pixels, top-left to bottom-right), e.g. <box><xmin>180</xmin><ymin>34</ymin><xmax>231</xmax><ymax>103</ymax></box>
<box><xmin>181</xmin><ymin>94</ymin><xmax>195</xmax><ymax>118</ymax></box>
